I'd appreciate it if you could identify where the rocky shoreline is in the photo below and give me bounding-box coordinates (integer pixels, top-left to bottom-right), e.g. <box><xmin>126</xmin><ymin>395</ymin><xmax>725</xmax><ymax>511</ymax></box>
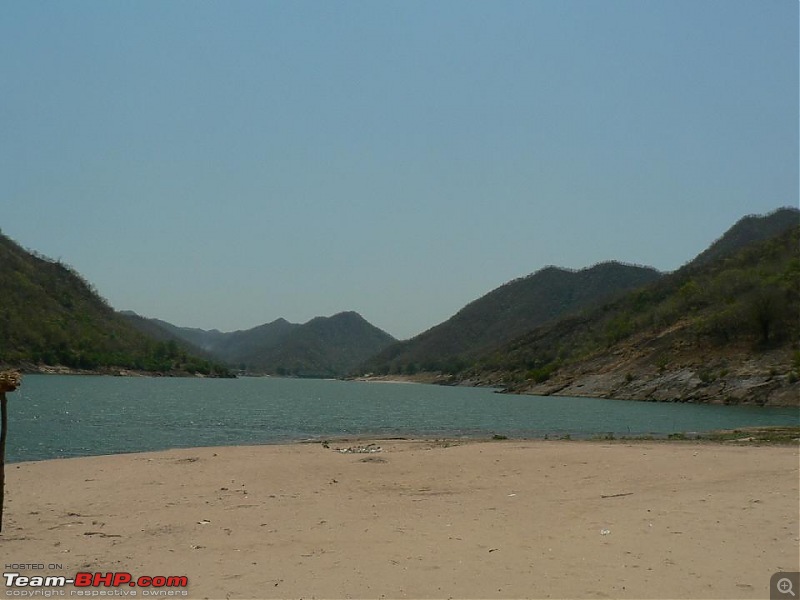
<box><xmin>516</xmin><ymin>368</ymin><xmax>799</xmax><ymax>406</ymax></box>
<box><xmin>358</xmin><ymin>344</ymin><xmax>800</xmax><ymax>407</ymax></box>
<box><xmin>11</xmin><ymin>356</ymin><xmax>800</xmax><ymax>405</ymax></box>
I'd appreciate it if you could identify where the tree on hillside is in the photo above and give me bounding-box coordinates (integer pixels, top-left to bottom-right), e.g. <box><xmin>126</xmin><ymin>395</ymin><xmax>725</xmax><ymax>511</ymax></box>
<box><xmin>749</xmin><ymin>287</ymin><xmax>787</xmax><ymax>344</ymax></box>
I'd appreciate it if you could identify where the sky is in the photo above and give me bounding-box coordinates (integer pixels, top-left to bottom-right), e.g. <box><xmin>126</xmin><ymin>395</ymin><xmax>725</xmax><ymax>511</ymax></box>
<box><xmin>1</xmin><ymin>0</ymin><xmax>797</xmax><ymax>340</ymax></box>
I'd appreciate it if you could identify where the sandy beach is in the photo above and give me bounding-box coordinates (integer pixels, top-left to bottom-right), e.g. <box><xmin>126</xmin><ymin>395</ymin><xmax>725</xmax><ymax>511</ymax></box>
<box><xmin>1</xmin><ymin>439</ymin><xmax>798</xmax><ymax>599</ymax></box>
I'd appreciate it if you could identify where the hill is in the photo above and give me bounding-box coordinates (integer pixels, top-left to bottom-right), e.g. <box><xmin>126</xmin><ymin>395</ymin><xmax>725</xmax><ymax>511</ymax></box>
<box><xmin>117</xmin><ymin>311</ymin><xmax>224</xmax><ymax>364</ymax></box>
<box><xmin>687</xmin><ymin>207</ymin><xmax>799</xmax><ymax>269</ymax></box>
<box><xmin>0</xmin><ymin>233</ymin><xmax>231</xmax><ymax>376</ymax></box>
<box><xmin>461</xmin><ymin>218</ymin><xmax>800</xmax><ymax>405</ymax></box>
<box><xmin>121</xmin><ymin>313</ymin><xmax>299</xmax><ymax>367</ymax></box>
<box><xmin>360</xmin><ymin>261</ymin><xmax>662</xmax><ymax>375</ymax></box>
<box><xmin>126</xmin><ymin>311</ymin><xmax>396</xmax><ymax>378</ymax></box>
<box><xmin>246</xmin><ymin>312</ymin><xmax>397</xmax><ymax>377</ymax></box>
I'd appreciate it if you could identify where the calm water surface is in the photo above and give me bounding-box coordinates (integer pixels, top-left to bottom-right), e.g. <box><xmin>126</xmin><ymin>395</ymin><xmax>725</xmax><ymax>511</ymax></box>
<box><xmin>7</xmin><ymin>375</ymin><xmax>799</xmax><ymax>462</ymax></box>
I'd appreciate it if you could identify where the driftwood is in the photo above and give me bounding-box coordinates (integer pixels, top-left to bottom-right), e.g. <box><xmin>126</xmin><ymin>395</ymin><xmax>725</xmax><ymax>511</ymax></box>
<box><xmin>0</xmin><ymin>371</ymin><xmax>22</xmax><ymax>533</ymax></box>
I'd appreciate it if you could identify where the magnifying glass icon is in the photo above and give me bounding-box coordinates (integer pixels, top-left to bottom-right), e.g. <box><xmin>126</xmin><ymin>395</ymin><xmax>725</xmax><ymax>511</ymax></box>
<box><xmin>778</xmin><ymin>578</ymin><xmax>796</xmax><ymax>597</ymax></box>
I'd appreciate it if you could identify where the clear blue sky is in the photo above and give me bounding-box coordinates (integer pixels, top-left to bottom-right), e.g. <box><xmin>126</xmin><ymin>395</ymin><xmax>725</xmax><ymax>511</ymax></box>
<box><xmin>2</xmin><ymin>0</ymin><xmax>797</xmax><ymax>340</ymax></box>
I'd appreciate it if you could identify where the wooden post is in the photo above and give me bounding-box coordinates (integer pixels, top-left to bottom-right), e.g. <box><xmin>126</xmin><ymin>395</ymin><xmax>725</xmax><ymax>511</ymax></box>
<box><xmin>0</xmin><ymin>390</ymin><xmax>6</xmax><ymax>533</ymax></box>
<box><xmin>0</xmin><ymin>371</ymin><xmax>21</xmax><ymax>534</ymax></box>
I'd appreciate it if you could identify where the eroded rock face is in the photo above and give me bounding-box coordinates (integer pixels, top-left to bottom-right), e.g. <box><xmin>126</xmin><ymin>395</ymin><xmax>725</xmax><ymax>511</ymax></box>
<box><xmin>516</xmin><ymin>337</ymin><xmax>799</xmax><ymax>407</ymax></box>
<box><xmin>523</xmin><ymin>368</ymin><xmax>798</xmax><ymax>406</ymax></box>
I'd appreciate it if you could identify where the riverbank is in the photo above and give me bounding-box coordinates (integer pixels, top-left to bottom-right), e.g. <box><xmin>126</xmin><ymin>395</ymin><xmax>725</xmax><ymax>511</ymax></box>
<box><xmin>358</xmin><ymin>338</ymin><xmax>800</xmax><ymax>407</ymax></box>
<box><xmin>515</xmin><ymin>342</ymin><xmax>800</xmax><ymax>407</ymax></box>
<box><xmin>359</xmin><ymin>360</ymin><xmax>800</xmax><ymax>407</ymax></box>
<box><xmin>4</xmin><ymin>363</ymin><xmax>235</xmax><ymax>378</ymax></box>
<box><xmin>3</xmin><ymin>439</ymin><xmax>798</xmax><ymax>599</ymax></box>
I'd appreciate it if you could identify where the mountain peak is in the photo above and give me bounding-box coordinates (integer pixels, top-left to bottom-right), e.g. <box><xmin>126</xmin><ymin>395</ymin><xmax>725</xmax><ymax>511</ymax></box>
<box><xmin>361</xmin><ymin>261</ymin><xmax>662</xmax><ymax>375</ymax></box>
<box><xmin>329</xmin><ymin>310</ymin><xmax>365</xmax><ymax>322</ymax></box>
<box><xmin>126</xmin><ymin>310</ymin><xmax>394</xmax><ymax>377</ymax></box>
<box><xmin>687</xmin><ymin>206</ymin><xmax>799</xmax><ymax>270</ymax></box>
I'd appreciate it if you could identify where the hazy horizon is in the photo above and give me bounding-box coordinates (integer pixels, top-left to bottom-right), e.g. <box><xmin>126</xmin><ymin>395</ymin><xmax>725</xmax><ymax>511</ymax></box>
<box><xmin>3</xmin><ymin>1</ymin><xmax>797</xmax><ymax>339</ymax></box>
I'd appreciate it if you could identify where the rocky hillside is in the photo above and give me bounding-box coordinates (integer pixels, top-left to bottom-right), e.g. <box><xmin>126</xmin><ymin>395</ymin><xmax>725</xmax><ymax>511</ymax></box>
<box><xmin>465</xmin><ymin>221</ymin><xmax>800</xmax><ymax>406</ymax></box>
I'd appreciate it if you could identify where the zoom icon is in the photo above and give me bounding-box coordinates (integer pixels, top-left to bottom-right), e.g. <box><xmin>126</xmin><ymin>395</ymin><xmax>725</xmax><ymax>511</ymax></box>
<box><xmin>772</xmin><ymin>572</ymin><xmax>800</xmax><ymax>599</ymax></box>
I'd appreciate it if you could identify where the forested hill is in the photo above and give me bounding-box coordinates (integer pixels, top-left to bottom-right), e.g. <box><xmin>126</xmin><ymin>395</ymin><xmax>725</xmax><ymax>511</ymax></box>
<box><xmin>0</xmin><ymin>232</ymin><xmax>231</xmax><ymax>376</ymax></box>
<box><xmin>125</xmin><ymin>311</ymin><xmax>396</xmax><ymax>378</ymax></box>
<box><xmin>687</xmin><ymin>207</ymin><xmax>799</xmax><ymax>269</ymax></box>
<box><xmin>241</xmin><ymin>311</ymin><xmax>397</xmax><ymax>377</ymax></box>
<box><xmin>122</xmin><ymin>315</ymin><xmax>300</xmax><ymax>366</ymax></box>
<box><xmin>361</xmin><ymin>261</ymin><xmax>662</xmax><ymax>375</ymax></box>
<box><xmin>456</xmin><ymin>220</ymin><xmax>800</xmax><ymax>405</ymax></box>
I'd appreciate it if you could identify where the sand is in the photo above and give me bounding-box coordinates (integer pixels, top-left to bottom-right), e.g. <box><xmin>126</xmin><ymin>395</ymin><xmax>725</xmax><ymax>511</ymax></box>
<box><xmin>1</xmin><ymin>440</ymin><xmax>798</xmax><ymax>599</ymax></box>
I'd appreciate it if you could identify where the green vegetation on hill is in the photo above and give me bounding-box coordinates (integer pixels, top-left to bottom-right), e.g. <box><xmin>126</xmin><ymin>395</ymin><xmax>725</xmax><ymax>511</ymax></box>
<box><xmin>467</xmin><ymin>221</ymin><xmax>800</xmax><ymax>393</ymax></box>
<box><xmin>360</xmin><ymin>261</ymin><xmax>662</xmax><ymax>376</ymax></box>
<box><xmin>0</xmin><ymin>233</ymin><xmax>231</xmax><ymax>376</ymax></box>
<box><xmin>126</xmin><ymin>311</ymin><xmax>396</xmax><ymax>378</ymax></box>
<box><xmin>119</xmin><ymin>311</ymin><xmax>228</xmax><ymax>365</ymax></box>
<box><xmin>687</xmin><ymin>207</ymin><xmax>799</xmax><ymax>269</ymax></box>
<box><xmin>356</xmin><ymin>207</ymin><xmax>798</xmax><ymax>394</ymax></box>
<box><xmin>199</xmin><ymin>319</ymin><xmax>300</xmax><ymax>368</ymax></box>
<box><xmin>252</xmin><ymin>312</ymin><xmax>397</xmax><ymax>377</ymax></box>
<box><xmin>121</xmin><ymin>314</ymin><xmax>298</xmax><ymax>367</ymax></box>
<box><xmin>4</xmin><ymin>205</ymin><xmax>795</xmax><ymax>392</ymax></box>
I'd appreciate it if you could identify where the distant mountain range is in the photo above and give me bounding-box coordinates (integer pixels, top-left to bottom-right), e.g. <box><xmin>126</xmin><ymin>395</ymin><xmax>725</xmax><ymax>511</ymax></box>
<box><xmin>122</xmin><ymin>311</ymin><xmax>396</xmax><ymax>378</ymax></box>
<box><xmin>1</xmin><ymin>206</ymin><xmax>797</xmax><ymax>405</ymax></box>
<box><xmin>0</xmin><ymin>226</ymin><xmax>394</xmax><ymax>378</ymax></box>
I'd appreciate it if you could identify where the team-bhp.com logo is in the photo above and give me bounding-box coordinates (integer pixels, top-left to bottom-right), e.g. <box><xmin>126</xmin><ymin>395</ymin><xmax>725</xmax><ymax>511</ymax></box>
<box><xmin>4</xmin><ymin>572</ymin><xmax>188</xmax><ymax>597</ymax></box>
